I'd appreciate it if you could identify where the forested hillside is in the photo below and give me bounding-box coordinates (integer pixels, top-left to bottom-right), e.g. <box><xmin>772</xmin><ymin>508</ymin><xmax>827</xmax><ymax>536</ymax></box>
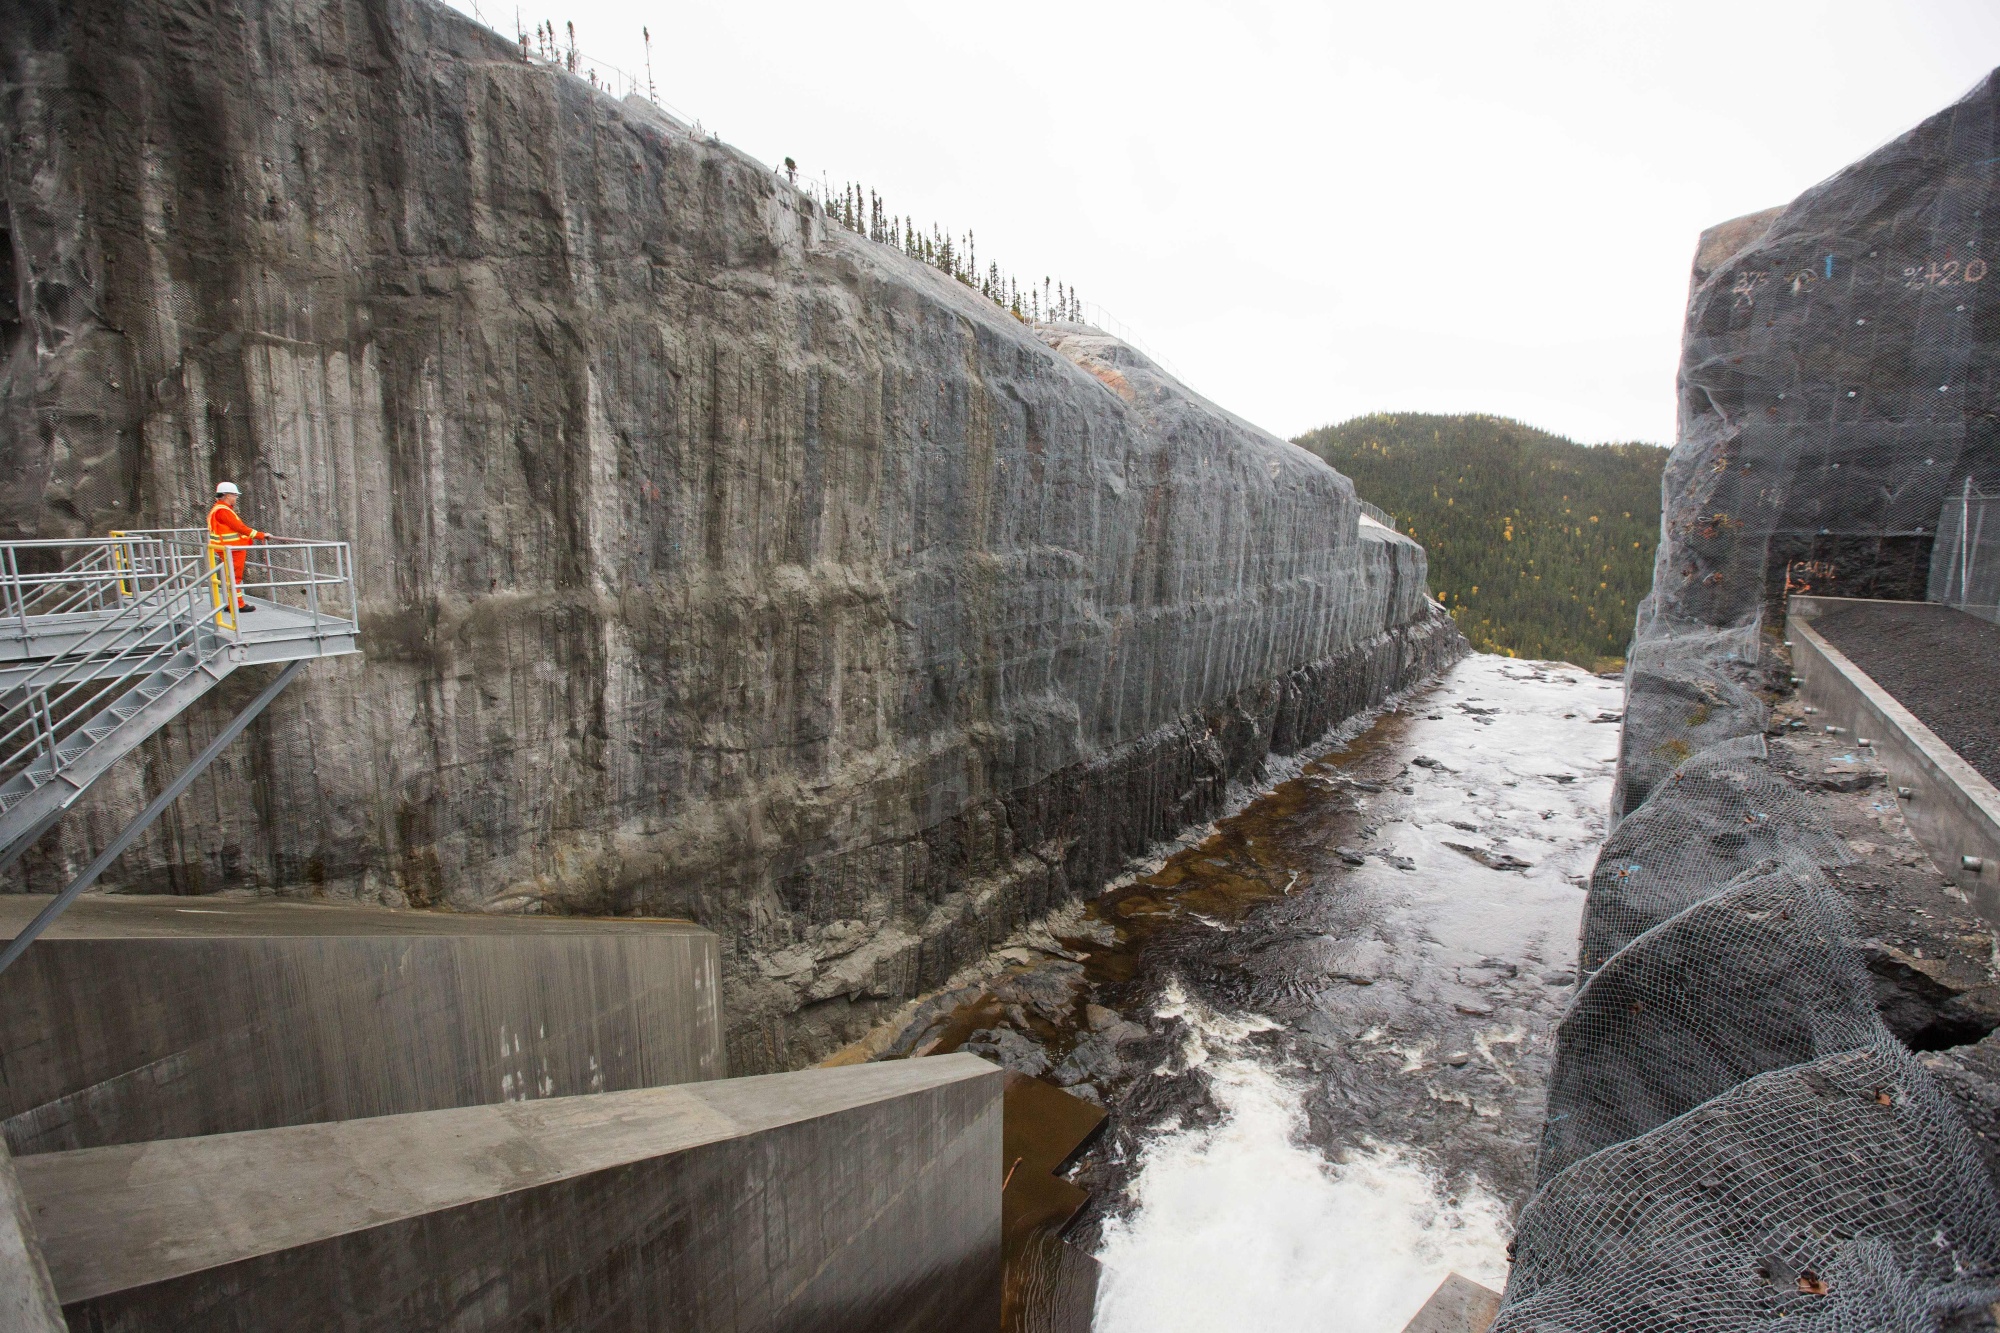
<box><xmin>1296</xmin><ymin>414</ymin><xmax>1667</xmax><ymax>670</ymax></box>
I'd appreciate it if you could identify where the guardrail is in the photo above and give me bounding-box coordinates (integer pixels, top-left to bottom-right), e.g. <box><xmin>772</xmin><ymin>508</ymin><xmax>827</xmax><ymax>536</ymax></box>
<box><xmin>3</xmin><ymin>535</ymin><xmax>159</xmax><ymax>626</ymax></box>
<box><xmin>0</xmin><ymin>530</ymin><xmax>356</xmax><ymax>810</ymax></box>
<box><xmin>0</xmin><ymin>534</ymin><xmax>216</xmax><ymax>810</ymax></box>
<box><xmin>1070</xmin><ymin>301</ymin><xmax>1192</xmax><ymax>387</ymax></box>
<box><xmin>189</xmin><ymin>530</ymin><xmax>357</xmax><ymax>635</ymax></box>
<box><xmin>1358</xmin><ymin>500</ymin><xmax>1398</xmax><ymax>528</ymax></box>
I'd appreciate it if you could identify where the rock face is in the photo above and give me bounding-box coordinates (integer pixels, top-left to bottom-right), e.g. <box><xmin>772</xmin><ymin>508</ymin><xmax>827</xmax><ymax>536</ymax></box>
<box><xmin>1655</xmin><ymin>71</ymin><xmax>1999</xmax><ymax>631</ymax></box>
<box><xmin>0</xmin><ymin>0</ymin><xmax>1461</xmax><ymax>1067</ymax></box>
<box><xmin>1614</xmin><ymin>69</ymin><xmax>2000</xmax><ymax>816</ymax></box>
<box><xmin>1500</xmin><ymin>78</ymin><xmax>2000</xmax><ymax>1331</ymax></box>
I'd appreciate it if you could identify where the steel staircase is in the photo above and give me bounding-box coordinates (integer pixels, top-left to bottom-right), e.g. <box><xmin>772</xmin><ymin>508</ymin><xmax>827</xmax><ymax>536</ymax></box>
<box><xmin>0</xmin><ymin>647</ymin><xmax>227</xmax><ymax>852</ymax></box>
<box><xmin>0</xmin><ymin>529</ymin><xmax>359</xmax><ymax>972</ymax></box>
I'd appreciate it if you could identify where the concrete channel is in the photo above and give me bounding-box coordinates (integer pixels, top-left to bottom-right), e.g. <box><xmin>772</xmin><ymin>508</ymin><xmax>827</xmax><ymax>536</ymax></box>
<box><xmin>1787</xmin><ymin>596</ymin><xmax>2000</xmax><ymax>924</ymax></box>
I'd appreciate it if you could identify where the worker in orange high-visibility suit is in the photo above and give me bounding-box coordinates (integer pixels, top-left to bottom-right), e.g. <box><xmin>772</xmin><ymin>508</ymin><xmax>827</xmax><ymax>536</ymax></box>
<box><xmin>207</xmin><ymin>482</ymin><xmax>266</xmax><ymax>612</ymax></box>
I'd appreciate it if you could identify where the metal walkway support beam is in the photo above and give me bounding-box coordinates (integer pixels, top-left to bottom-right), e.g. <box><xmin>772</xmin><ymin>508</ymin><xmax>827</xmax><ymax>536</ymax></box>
<box><xmin>0</xmin><ymin>660</ymin><xmax>304</xmax><ymax>978</ymax></box>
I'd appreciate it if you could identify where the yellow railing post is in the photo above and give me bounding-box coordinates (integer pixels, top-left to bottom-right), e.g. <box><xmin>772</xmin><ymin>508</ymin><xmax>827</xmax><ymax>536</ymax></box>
<box><xmin>206</xmin><ymin>541</ymin><xmax>237</xmax><ymax>632</ymax></box>
<box><xmin>109</xmin><ymin>530</ymin><xmax>130</xmax><ymax>598</ymax></box>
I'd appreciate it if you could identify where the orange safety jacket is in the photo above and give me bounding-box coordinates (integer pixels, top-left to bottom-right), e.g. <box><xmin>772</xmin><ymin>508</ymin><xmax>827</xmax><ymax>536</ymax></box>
<box><xmin>206</xmin><ymin>501</ymin><xmax>264</xmax><ymax>549</ymax></box>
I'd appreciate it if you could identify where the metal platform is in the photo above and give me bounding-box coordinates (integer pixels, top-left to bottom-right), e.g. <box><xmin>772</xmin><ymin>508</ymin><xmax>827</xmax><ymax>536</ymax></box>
<box><xmin>0</xmin><ymin>597</ymin><xmax>358</xmax><ymax>686</ymax></box>
<box><xmin>0</xmin><ymin>529</ymin><xmax>359</xmax><ymax>972</ymax></box>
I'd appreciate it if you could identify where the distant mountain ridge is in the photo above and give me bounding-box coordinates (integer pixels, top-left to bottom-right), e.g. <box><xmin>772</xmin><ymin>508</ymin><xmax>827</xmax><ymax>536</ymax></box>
<box><xmin>1297</xmin><ymin>414</ymin><xmax>1666</xmax><ymax>670</ymax></box>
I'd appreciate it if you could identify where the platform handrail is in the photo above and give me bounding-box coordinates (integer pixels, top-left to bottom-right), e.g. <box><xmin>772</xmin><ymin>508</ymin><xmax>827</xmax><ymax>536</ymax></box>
<box><xmin>106</xmin><ymin>529</ymin><xmax>355</xmax><ymax>633</ymax></box>
<box><xmin>0</xmin><ymin>537</ymin><xmax>217</xmax><ymax>805</ymax></box>
<box><xmin>0</xmin><ymin>529</ymin><xmax>356</xmax><ymax>813</ymax></box>
<box><xmin>1358</xmin><ymin>499</ymin><xmax>1398</xmax><ymax>528</ymax></box>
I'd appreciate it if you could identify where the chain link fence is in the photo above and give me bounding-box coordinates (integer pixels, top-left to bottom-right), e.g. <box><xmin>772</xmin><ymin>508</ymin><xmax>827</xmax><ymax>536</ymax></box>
<box><xmin>1929</xmin><ymin>479</ymin><xmax>2000</xmax><ymax>623</ymax></box>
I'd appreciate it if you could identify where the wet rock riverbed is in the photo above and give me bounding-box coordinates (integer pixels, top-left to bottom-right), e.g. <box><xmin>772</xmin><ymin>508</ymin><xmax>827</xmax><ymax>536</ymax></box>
<box><xmin>865</xmin><ymin>654</ymin><xmax>1626</xmax><ymax>1331</ymax></box>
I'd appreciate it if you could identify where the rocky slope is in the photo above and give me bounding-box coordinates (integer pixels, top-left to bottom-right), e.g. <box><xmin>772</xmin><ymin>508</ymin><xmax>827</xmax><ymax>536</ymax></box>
<box><xmin>1650</xmin><ymin>70</ymin><xmax>1998</xmax><ymax>633</ymax></box>
<box><xmin>0</xmin><ymin>0</ymin><xmax>1460</xmax><ymax>1068</ymax></box>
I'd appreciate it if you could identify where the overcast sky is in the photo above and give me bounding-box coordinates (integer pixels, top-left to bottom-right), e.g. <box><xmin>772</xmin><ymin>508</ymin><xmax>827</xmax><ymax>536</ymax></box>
<box><xmin>442</xmin><ymin>0</ymin><xmax>2000</xmax><ymax>446</ymax></box>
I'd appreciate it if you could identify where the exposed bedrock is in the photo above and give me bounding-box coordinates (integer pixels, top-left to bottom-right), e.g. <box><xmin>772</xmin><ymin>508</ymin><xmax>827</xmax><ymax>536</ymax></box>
<box><xmin>1613</xmin><ymin>70</ymin><xmax>2000</xmax><ymax>816</ymax></box>
<box><xmin>1644</xmin><ymin>68</ymin><xmax>1999</xmax><ymax>640</ymax></box>
<box><xmin>0</xmin><ymin>0</ymin><xmax>1462</xmax><ymax>1067</ymax></box>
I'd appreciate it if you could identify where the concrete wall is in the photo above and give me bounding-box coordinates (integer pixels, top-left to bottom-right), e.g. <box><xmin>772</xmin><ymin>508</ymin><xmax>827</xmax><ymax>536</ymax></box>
<box><xmin>16</xmin><ymin>1056</ymin><xmax>1002</xmax><ymax>1332</ymax></box>
<box><xmin>1788</xmin><ymin>599</ymin><xmax>2000</xmax><ymax>921</ymax></box>
<box><xmin>0</xmin><ymin>896</ymin><xmax>721</xmax><ymax>1154</ymax></box>
<box><xmin>0</xmin><ymin>1142</ymin><xmax>62</xmax><ymax>1332</ymax></box>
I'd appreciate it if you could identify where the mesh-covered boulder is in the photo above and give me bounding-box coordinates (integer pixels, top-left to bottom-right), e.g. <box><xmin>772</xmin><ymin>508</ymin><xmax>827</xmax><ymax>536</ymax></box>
<box><xmin>1613</xmin><ymin>69</ymin><xmax>2000</xmax><ymax>814</ymax></box>
<box><xmin>1537</xmin><ymin>868</ymin><xmax>1879</xmax><ymax>1185</ymax></box>
<box><xmin>1501</xmin><ymin>69</ymin><xmax>2000</xmax><ymax>1333</ymax></box>
<box><xmin>1499</xmin><ymin>1042</ymin><xmax>2000</xmax><ymax>1333</ymax></box>
<box><xmin>1612</xmin><ymin>632</ymin><xmax>1767</xmax><ymax>819</ymax></box>
<box><xmin>1579</xmin><ymin>736</ymin><xmax>1846</xmax><ymax>973</ymax></box>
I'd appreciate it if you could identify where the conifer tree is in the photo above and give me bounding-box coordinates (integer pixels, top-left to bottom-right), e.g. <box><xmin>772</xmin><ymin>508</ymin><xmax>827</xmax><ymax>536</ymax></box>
<box><xmin>795</xmin><ymin>175</ymin><xmax>1087</xmax><ymax>321</ymax></box>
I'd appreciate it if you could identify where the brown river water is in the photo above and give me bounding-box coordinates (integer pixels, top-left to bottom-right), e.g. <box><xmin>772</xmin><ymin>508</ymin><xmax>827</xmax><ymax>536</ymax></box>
<box><xmin>907</xmin><ymin>653</ymin><xmax>1624</xmax><ymax>1331</ymax></box>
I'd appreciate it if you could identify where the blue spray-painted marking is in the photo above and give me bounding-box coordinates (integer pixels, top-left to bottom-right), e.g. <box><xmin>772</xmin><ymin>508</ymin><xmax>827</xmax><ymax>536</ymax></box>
<box><xmin>1824</xmin><ymin>255</ymin><xmax>1834</xmax><ymax>279</ymax></box>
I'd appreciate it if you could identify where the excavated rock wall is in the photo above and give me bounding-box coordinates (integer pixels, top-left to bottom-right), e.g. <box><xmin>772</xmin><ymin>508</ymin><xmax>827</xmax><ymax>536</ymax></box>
<box><xmin>0</xmin><ymin>0</ymin><xmax>1461</xmax><ymax>1068</ymax></box>
<box><xmin>1497</xmin><ymin>77</ymin><xmax>2000</xmax><ymax>1330</ymax></box>
<box><xmin>1613</xmin><ymin>69</ymin><xmax>2000</xmax><ymax>818</ymax></box>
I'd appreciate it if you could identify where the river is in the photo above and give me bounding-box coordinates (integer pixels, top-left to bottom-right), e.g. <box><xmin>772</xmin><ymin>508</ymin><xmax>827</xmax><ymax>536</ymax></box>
<box><xmin>1073</xmin><ymin>654</ymin><xmax>1624</xmax><ymax>1332</ymax></box>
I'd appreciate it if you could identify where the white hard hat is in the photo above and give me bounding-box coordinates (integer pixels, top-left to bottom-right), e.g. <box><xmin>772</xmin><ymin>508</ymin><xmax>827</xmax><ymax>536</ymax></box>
<box><xmin>215</xmin><ymin>481</ymin><xmax>241</xmax><ymax>496</ymax></box>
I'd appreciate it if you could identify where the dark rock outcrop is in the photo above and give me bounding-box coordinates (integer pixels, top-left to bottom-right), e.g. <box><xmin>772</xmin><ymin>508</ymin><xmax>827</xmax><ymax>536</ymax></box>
<box><xmin>1613</xmin><ymin>69</ymin><xmax>2000</xmax><ymax>816</ymax></box>
<box><xmin>1507</xmin><ymin>78</ymin><xmax>2000</xmax><ymax>1326</ymax></box>
<box><xmin>0</xmin><ymin>0</ymin><xmax>1462</xmax><ymax>1067</ymax></box>
<box><xmin>1646</xmin><ymin>70</ymin><xmax>1999</xmax><ymax>637</ymax></box>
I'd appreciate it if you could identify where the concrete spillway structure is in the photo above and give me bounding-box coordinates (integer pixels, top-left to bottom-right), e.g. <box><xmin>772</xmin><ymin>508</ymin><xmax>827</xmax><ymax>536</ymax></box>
<box><xmin>17</xmin><ymin>1057</ymin><xmax>1001</xmax><ymax>1332</ymax></box>
<box><xmin>0</xmin><ymin>1142</ymin><xmax>62</xmax><ymax>1331</ymax></box>
<box><xmin>0</xmin><ymin>895</ymin><xmax>723</xmax><ymax>1154</ymax></box>
<box><xmin>0</xmin><ymin>900</ymin><xmax>1007</xmax><ymax>1328</ymax></box>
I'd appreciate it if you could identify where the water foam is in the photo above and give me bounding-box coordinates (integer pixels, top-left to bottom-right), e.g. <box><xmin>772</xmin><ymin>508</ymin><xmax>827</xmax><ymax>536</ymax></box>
<box><xmin>1094</xmin><ymin>983</ymin><xmax>1508</xmax><ymax>1332</ymax></box>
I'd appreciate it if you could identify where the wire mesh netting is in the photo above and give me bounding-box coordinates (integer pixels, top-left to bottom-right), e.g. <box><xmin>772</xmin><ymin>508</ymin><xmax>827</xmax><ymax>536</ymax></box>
<box><xmin>1498</xmin><ymin>1042</ymin><xmax>2000</xmax><ymax>1333</ymax></box>
<box><xmin>1539</xmin><ymin>866</ymin><xmax>1879</xmax><ymax>1185</ymax></box>
<box><xmin>1611</xmin><ymin>633</ymin><xmax>1767</xmax><ymax>819</ymax></box>
<box><xmin>1500</xmin><ymin>69</ymin><xmax>2000</xmax><ymax>1331</ymax></box>
<box><xmin>1507</xmin><ymin>721</ymin><xmax>2000</xmax><ymax>1326</ymax></box>
<box><xmin>1610</xmin><ymin>70</ymin><xmax>2000</xmax><ymax>820</ymax></box>
<box><xmin>1579</xmin><ymin>735</ymin><xmax>1846</xmax><ymax>975</ymax></box>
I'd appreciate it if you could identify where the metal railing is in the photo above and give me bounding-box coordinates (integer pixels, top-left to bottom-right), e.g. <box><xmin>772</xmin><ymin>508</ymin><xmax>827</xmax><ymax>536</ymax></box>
<box><xmin>189</xmin><ymin>530</ymin><xmax>358</xmax><ymax>635</ymax></box>
<box><xmin>3</xmin><ymin>534</ymin><xmax>171</xmax><ymax>627</ymax></box>
<box><xmin>1070</xmin><ymin>301</ymin><xmax>1193</xmax><ymax>388</ymax></box>
<box><xmin>0</xmin><ymin>530</ymin><xmax>356</xmax><ymax>809</ymax></box>
<box><xmin>1358</xmin><ymin>500</ymin><xmax>1398</xmax><ymax>529</ymax></box>
<box><xmin>0</xmin><ymin>534</ymin><xmax>216</xmax><ymax>810</ymax></box>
